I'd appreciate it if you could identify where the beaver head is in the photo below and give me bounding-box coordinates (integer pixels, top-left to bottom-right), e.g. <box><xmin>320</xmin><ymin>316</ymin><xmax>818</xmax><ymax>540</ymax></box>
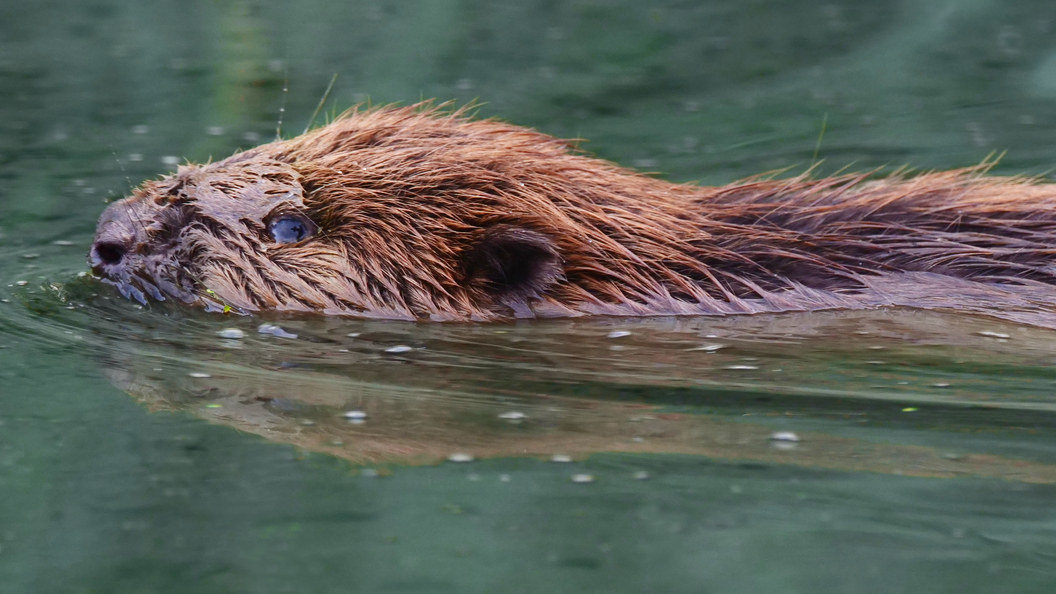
<box><xmin>90</xmin><ymin>104</ymin><xmax>1056</xmax><ymax>324</ymax></box>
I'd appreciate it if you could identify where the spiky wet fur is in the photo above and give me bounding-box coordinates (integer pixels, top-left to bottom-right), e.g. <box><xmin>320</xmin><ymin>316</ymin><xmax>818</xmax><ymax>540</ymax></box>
<box><xmin>91</xmin><ymin>103</ymin><xmax>1056</xmax><ymax>326</ymax></box>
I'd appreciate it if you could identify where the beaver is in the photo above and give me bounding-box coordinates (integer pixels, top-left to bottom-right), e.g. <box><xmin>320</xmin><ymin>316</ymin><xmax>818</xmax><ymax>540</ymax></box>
<box><xmin>89</xmin><ymin>103</ymin><xmax>1056</xmax><ymax>324</ymax></box>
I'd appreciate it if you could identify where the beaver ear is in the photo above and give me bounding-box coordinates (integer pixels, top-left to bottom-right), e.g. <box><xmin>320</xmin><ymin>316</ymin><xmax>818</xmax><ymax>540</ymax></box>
<box><xmin>463</xmin><ymin>226</ymin><xmax>563</xmax><ymax>301</ymax></box>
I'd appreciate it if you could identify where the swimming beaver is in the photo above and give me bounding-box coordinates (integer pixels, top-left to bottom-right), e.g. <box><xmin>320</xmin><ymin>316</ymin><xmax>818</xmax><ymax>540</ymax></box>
<box><xmin>89</xmin><ymin>104</ymin><xmax>1056</xmax><ymax>324</ymax></box>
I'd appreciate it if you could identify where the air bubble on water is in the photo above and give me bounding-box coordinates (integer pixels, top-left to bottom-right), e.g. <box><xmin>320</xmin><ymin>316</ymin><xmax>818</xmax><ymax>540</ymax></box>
<box><xmin>571</xmin><ymin>474</ymin><xmax>595</xmax><ymax>483</ymax></box>
<box><xmin>128</xmin><ymin>153</ymin><xmax>143</xmax><ymax>162</ymax></box>
<box><xmin>724</xmin><ymin>365</ymin><xmax>758</xmax><ymax>370</ymax></box>
<box><xmin>977</xmin><ymin>331</ymin><xmax>1010</xmax><ymax>339</ymax></box>
<box><xmin>206</xmin><ymin>126</ymin><xmax>224</xmax><ymax>136</ymax></box>
<box><xmin>769</xmin><ymin>431</ymin><xmax>800</xmax><ymax>442</ymax></box>
<box><xmin>688</xmin><ymin>344</ymin><xmax>725</xmax><ymax>352</ymax></box>
<box><xmin>384</xmin><ymin>345</ymin><xmax>413</xmax><ymax>353</ymax></box>
<box><xmin>52</xmin><ymin>240</ymin><xmax>74</xmax><ymax>246</ymax></box>
<box><xmin>217</xmin><ymin>328</ymin><xmax>245</xmax><ymax>339</ymax></box>
<box><xmin>607</xmin><ymin>330</ymin><xmax>631</xmax><ymax>339</ymax></box>
<box><xmin>633</xmin><ymin>471</ymin><xmax>650</xmax><ymax>480</ymax></box>
<box><xmin>258</xmin><ymin>324</ymin><xmax>297</xmax><ymax>339</ymax></box>
<box><xmin>160</xmin><ymin>156</ymin><xmax>179</xmax><ymax>166</ymax></box>
<box><xmin>499</xmin><ymin>474</ymin><xmax>511</xmax><ymax>482</ymax></box>
<box><xmin>551</xmin><ymin>454</ymin><xmax>572</xmax><ymax>463</ymax></box>
<box><xmin>448</xmin><ymin>453</ymin><xmax>474</xmax><ymax>463</ymax></box>
<box><xmin>498</xmin><ymin>411</ymin><xmax>527</xmax><ymax>420</ymax></box>
<box><xmin>132</xmin><ymin>125</ymin><xmax>149</xmax><ymax>135</ymax></box>
<box><xmin>343</xmin><ymin>410</ymin><xmax>367</xmax><ymax>420</ymax></box>
<box><xmin>188</xmin><ymin>372</ymin><xmax>211</xmax><ymax>378</ymax></box>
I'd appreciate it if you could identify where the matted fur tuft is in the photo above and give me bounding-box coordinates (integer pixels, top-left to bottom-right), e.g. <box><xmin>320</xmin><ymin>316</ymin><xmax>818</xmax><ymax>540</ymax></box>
<box><xmin>90</xmin><ymin>102</ymin><xmax>1056</xmax><ymax>326</ymax></box>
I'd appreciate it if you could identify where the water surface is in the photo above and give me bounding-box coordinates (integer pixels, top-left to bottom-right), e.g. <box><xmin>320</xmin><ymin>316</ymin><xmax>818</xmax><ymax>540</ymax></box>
<box><xmin>4</xmin><ymin>1</ymin><xmax>1056</xmax><ymax>592</ymax></box>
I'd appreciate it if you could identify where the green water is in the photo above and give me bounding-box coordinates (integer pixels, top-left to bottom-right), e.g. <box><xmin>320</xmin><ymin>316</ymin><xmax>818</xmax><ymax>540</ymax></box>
<box><xmin>4</xmin><ymin>1</ymin><xmax>1056</xmax><ymax>592</ymax></box>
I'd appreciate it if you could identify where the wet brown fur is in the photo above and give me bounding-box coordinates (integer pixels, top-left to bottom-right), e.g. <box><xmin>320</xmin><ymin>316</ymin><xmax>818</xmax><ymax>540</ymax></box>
<box><xmin>91</xmin><ymin>103</ymin><xmax>1056</xmax><ymax>326</ymax></box>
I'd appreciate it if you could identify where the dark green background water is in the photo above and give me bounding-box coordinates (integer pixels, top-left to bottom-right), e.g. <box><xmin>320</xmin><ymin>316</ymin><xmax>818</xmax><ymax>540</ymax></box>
<box><xmin>4</xmin><ymin>1</ymin><xmax>1056</xmax><ymax>592</ymax></box>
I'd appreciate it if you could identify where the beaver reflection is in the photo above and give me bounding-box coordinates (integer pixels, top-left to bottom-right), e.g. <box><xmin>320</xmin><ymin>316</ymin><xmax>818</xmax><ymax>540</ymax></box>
<box><xmin>96</xmin><ymin>310</ymin><xmax>1056</xmax><ymax>484</ymax></box>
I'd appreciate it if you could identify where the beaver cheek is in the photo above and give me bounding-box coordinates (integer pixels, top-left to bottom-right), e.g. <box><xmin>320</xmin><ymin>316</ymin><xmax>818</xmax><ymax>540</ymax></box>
<box><xmin>462</xmin><ymin>225</ymin><xmax>563</xmax><ymax>308</ymax></box>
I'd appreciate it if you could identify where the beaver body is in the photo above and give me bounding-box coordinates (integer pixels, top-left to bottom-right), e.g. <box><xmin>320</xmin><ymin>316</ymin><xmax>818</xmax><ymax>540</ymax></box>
<box><xmin>90</xmin><ymin>104</ymin><xmax>1056</xmax><ymax>325</ymax></box>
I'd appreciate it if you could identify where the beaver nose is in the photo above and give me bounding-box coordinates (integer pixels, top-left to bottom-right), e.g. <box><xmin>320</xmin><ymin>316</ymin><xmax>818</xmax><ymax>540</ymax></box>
<box><xmin>89</xmin><ymin>238</ymin><xmax>131</xmax><ymax>275</ymax></box>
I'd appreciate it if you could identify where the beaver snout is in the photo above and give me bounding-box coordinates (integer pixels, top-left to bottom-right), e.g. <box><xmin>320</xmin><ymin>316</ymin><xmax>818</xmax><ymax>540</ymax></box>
<box><xmin>89</xmin><ymin>199</ymin><xmax>142</xmax><ymax>276</ymax></box>
<box><xmin>89</xmin><ymin>239</ymin><xmax>129</xmax><ymax>273</ymax></box>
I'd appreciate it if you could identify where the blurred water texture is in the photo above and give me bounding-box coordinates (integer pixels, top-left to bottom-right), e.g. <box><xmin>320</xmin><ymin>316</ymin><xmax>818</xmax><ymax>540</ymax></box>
<box><xmin>3</xmin><ymin>1</ymin><xmax>1056</xmax><ymax>592</ymax></box>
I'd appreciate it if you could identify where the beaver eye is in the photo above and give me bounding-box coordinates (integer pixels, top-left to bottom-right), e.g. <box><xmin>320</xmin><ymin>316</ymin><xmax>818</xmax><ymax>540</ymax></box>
<box><xmin>268</xmin><ymin>215</ymin><xmax>314</xmax><ymax>244</ymax></box>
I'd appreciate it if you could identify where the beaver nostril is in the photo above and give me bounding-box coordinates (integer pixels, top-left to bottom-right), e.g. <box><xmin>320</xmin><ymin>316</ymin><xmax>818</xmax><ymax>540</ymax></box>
<box><xmin>94</xmin><ymin>242</ymin><xmax>127</xmax><ymax>266</ymax></box>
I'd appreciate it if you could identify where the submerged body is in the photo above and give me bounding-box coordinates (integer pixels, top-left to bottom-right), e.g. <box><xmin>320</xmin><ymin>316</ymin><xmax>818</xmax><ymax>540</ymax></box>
<box><xmin>90</xmin><ymin>104</ymin><xmax>1056</xmax><ymax>325</ymax></box>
